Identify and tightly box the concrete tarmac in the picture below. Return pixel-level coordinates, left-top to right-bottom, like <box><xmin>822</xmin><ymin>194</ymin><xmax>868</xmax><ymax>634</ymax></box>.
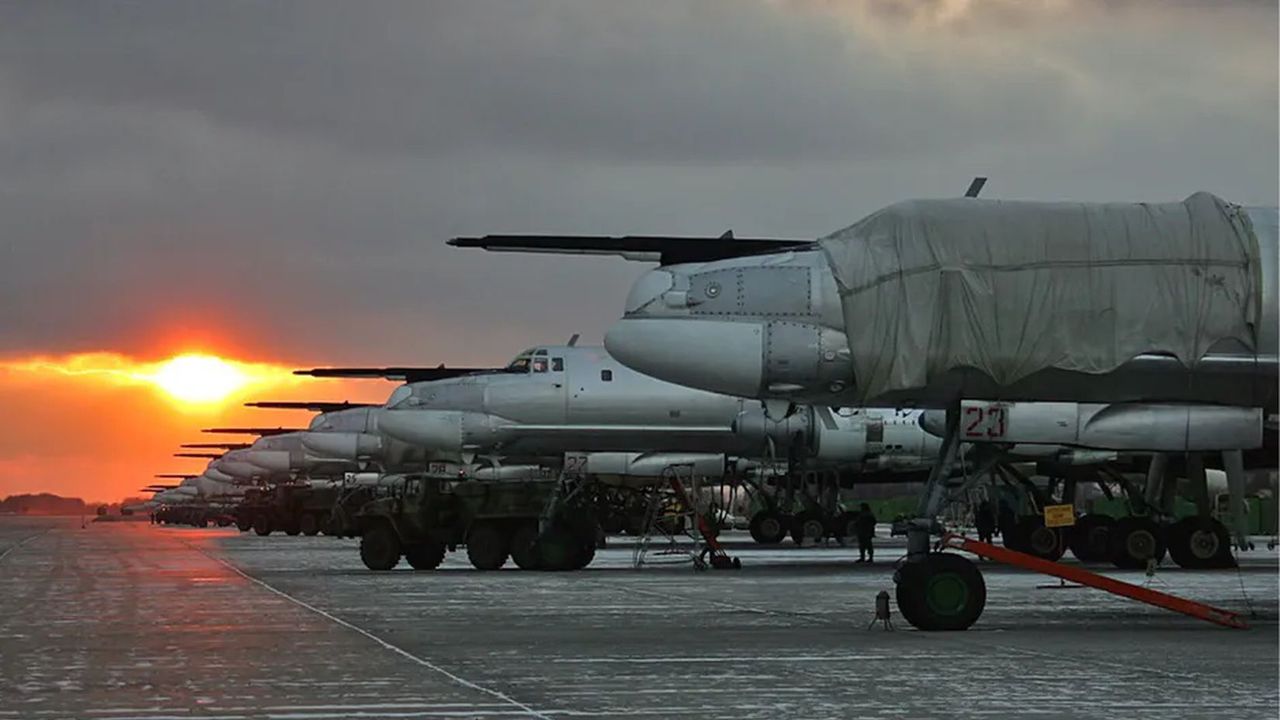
<box><xmin>0</xmin><ymin>517</ymin><xmax>1276</xmax><ymax>719</ymax></box>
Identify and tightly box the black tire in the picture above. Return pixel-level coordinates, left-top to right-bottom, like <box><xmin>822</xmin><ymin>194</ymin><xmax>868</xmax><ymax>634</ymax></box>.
<box><xmin>1068</xmin><ymin>514</ymin><xmax>1114</xmax><ymax>563</ymax></box>
<box><xmin>1015</xmin><ymin>516</ymin><xmax>1066</xmax><ymax>562</ymax></box>
<box><xmin>571</xmin><ymin>540</ymin><xmax>597</xmax><ymax>570</ymax></box>
<box><xmin>895</xmin><ymin>553</ymin><xmax>987</xmax><ymax>631</ymax></box>
<box><xmin>466</xmin><ymin>522</ymin><xmax>510</xmax><ymax>570</ymax></box>
<box><xmin>252</xmin><ymin>515</ymin><xmax>273</xmax><ymax>536</ymax></box>
<box><xmin>1167</xmin><ymin>517</ymin><xmax>1236</xmax><ymax>569</ymax></box>
<box><xmin>748</xmin><ymin>511</ymin><xmax>788</xmax><ymax>544</ymax></box>
<box><xmin>299</xmin><ymin>513</ymin><xmax>319</xmax><ymax>537</ymax></box>
<box><xmin>509</xmin><ymin>523</ymin><xmax>541</xmax><ymax>570</ymax></box>
<box><xmin>360</xmin><ymin>523</ymin><xmax>402</xmax><ymax>571</ymax></box>
<box><xmin>1109</xmin><ymin>516</ymin><xmax>1166</xmax><ymax>569</ymax></box>
<box><xmin>538</xmin><ymin>525</ymin><xmax>582</xmax><ymax>571</ymax></box>
<box><xmin>235</xmin><ymin>516</ymin><xmax>252</xmax><ymax>533</ymax></box>
<box><xmin>831</xmin><ymin>512</ymin><xmax>857</xmax><ymax>544</ymax></box>
<box><xmin>789</xmin><ymin>512</ymin><xmax>826</xmax><ymax>546</ymax></box>
<box><xmin>405</xmin><ymin>540</ymin><xmax>446</xmax><ymax>570</ymax></box>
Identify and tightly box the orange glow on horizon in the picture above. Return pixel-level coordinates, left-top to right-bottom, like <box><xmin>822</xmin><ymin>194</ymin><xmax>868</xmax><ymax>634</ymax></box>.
<box><xmin>0</xmin><ymin>351</ymin><xmax>307</xmax><ymax>411</ymax></box>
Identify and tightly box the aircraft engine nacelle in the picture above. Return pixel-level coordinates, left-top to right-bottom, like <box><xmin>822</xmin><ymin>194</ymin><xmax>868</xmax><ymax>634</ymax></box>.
<box><xmin>377</xmin><ymin>409</ymin><xmax>508</xmax><ymax>452</ymax></box>
<box><xmin>732</xmin><ymin>405</ymin><xmax>815</xmax><ymax>455</ymax></box>
<box><xmin>301</xmin><ymin>431</ymin><xmax>384</xmax><ymax>461</ymax></box>
<box><xmin>570</xmin><ymin>452</ymin><xmax>728</xmax><ymax>479</ymax></box>
<box><xmin>922</xmin><ymin>401</ymin><xmax>1264</xmax><ymax>452</ymax></box>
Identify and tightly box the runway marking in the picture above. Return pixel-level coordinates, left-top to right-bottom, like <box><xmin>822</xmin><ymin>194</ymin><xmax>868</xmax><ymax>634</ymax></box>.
<box><xmin>193</xmin><ymin>544</ymin><xmax>553</xmax><ymax>720</ymax></box>
<box><xmin>0</xmin><ymin>529</ymin><xmax>50</xmax><ymax>565</ymax></box>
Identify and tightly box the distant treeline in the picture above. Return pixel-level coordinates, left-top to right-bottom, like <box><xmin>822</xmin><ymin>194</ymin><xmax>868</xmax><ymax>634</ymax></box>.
<box><xmin>0</xmin><ymin>493</ymin><xmax>147</xmax><ymax>516</ymax></box>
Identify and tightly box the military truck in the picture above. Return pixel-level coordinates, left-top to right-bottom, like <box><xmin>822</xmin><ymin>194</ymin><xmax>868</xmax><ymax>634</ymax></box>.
<box><xmin>236</xmin><ymin>480</ymin><xmax>347</xmax><ymax>537</ymax></box>
<box><xmin>354</xmin><ymin>468</ymin><xmax>601</xmax><ymax>572</ymax></box>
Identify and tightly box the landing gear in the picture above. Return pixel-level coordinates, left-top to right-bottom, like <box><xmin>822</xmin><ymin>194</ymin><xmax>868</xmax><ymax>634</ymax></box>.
<box><xmin>359</xmin><ymin>523</ymin><xmax>402</xmax><ymax>571</ymax></box>
<box><xmin>895</xmin><ymin>553</ymin><xmax>987</xmax><ymax>631</ymax></box>
<box><xmin>748</xmin><ymin>510</ymin><xmax>788</xmax><ymax>544</ymax></box>
<box><xmin>466</xmin><ymin>521</ymin><xmax>510</xmax><ymax>570</ymax></box>
<box><xmin>1068</xmin><ymin>514</ymin><xmax>1114</xmax><ymax>562</ymax></box>
<box><xmin>1108</xmin><ymin>516</ymin><xmax>1166</xmax><ymax>569</ymax></box>
<box><xmin>1013</xmin><ymin>516</ymin><xmax>1066</xmax><ymax>562</ymax></box>
<box><xmin>405</xmin><ymin>540</ymin><xmax>446</xmax><ymax>570</ymax></box>
<box><xmin>1167</xmin><ymin>517</ymin><xmax>1235</xmax><ymax>569</ymax></box>
<box><xmin>790</xmin><ymin>511</ymin><xmax>826</xmax><ymax>546</ymax></box>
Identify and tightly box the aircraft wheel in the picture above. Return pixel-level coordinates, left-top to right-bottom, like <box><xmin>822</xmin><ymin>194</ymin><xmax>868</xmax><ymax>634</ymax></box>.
<box><xmin>509</xmin><ymin>522</ymin><xmax>542</xmax><ymax>570</ymax></box>
<box><xmin>405</xmin><ymin>540</ymin><xmax>446</xmax><ymax>570</ymax></box>
<box><xmin>252</xmin><ymin>515</ymin><xmax>273</xmax><ymax>536</ymax></box>
<box><xmin>466</xmin><ymin>522</ymin><xmax>510</xmax><ymax>570</ymax></box>
<box><xmin>748</xmin><ymin>511</ymin><xmax>788</xmax><ymax>544</ymax></box>
<box><xmin>235</xmin><ymin>516</ymin><xmax>252</xmax><ymax>532</ymax></box>
<box><xmin>1168</xmin><ymin>517</ymin><xmax>1235</xmax><ymax>569</ymax></box>
<box><xmin>1068</xmin><ymin>514</ymin><xmax>1113</xmax><ymax>562</ymax></box>
<box><xmin>790</xmin><ymin>512</ymin><xmax>826</xmax><ymax>546</ymax></box>
<box><xmin>1109</xmin><ymin>516</ymin><xmax>1166</xmax><ymax>569</ymax></box>
<box><xmin>299</xmin><ymin>513</ymin><xmax>320</xmax><ymax>537</ymax></box>
<box><xmin>895</xmin><ymin>553</ymin><xmax>986</xmax><ymax>631</ymax></box>
<box><xmin>359</xmin><ymin>523</ymin><xmax>402</xmax><ymax>571</ymax></box>
<box><xmin>1015</xmin><ymin>516</ymin><xmax>1066</xmax><ymax>561</ymax></box>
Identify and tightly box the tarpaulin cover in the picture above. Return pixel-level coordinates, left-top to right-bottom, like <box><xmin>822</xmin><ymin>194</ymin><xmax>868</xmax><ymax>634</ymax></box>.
<box><xmin>818</xmin><ymin>192</ymin><xmax>1262</xmax><ymax>402</ymax></box>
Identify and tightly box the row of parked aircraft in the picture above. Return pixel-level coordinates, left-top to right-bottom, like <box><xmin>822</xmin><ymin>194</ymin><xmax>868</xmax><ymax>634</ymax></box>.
<box><xmin>147</xmin><ymin>182</ymin><xmax>1277</xmax><ymax>631</ymax></box>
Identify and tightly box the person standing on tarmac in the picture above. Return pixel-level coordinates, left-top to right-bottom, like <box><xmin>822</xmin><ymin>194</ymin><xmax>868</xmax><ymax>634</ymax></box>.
<box><xmin>854</xmin><ymin>503</ymin><xmax>877</xmax><ymax>563</ymax></box>
<box><xmin>975</xmin><ymin>499</ymin><xmax>996</xmax><ymax>544</ymax></box>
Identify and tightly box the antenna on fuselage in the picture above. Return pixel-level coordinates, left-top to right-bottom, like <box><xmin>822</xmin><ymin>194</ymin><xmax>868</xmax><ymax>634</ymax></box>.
<box><xmin>567</xmin><ymin>334</ymin><xmax>580</xmax><ymax>347</ymax></box>
<box><xmin>964</xmin><ymin>177</ymin><xmax>988</xmax><ymax>198</ymax></box>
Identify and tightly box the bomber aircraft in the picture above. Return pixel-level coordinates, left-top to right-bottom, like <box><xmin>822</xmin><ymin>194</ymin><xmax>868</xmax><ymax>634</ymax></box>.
<box><xmin>451</xmin><ymin>186</ymin><xmax>1278</xmax><ymax>629</ymax></box>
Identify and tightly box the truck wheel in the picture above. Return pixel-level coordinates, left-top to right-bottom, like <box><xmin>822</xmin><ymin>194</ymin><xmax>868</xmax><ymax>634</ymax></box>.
<box><xmin>405</xmin><ymin>541</ymin><xmax>446</xmax><ymax>570</ymax></box>
<box><xmin>572</xmin><ymin>539</ymin><xmax>597</xmax><ymax>570</ymax></box>
<box><xmin>360</xmin><ymin>523</ymin><xmax>402</xmax><ymax>570</ymax></box>
<box><xmin>1068</xmin><ymin>514</ymin><xmax>1113</xmax><ymax>562</ymax></box>
<box><xmin>538</xmin><ymin>525</ymin><xmax>581</xmax><ymax>571</ymax></box>
<box><xmin>299</xmin><ymin>514</ymin><xmax>319</xmax><ymax>537</ymax></box>
<box><xmin>1109</xmin><ymin>516</ymin><xmax>1166</xmax><ymax>569</ymax></box>
<box><xmin>510</xmin><ymin>523</ymin><xmax>541</xmax><ymax>570</ymax></box>
<box><xmin>466</xmin><ymin>522</ymin><xmax>510</xmax><ymax>570</ymax></box>
<box><xmin>235</xmin><ymin>516</ymin><xmax>252</xmax><ymax>532</ymax></box>
<box><xmin>252</xmin><ymin>515</ymin><xmax>273</xmax><ymax>536</ymax></box>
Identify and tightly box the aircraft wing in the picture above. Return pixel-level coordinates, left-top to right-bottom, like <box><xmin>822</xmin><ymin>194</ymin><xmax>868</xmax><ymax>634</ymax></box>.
<box><xmin>174</xmin><ymin>452</ymin><xmax>222</xmax><ymax>459</ymax></box>
<box><xmin>509</xmin><ymin>425</ymin><xmax>735</xmax><ymax>441</ymax></box>
<box><xmin>153</xmin><ymin>474</ymin><xmax>196</xmax><ymax>480</ymax></box>
<box><xmin>294</xmin><ymin>367</ymin><xmax>495</xmax><ymax>383</ymax></box>
<box><xmin>201</xmin><ymin>427</ymin><xmax>302</xmax><ymax>436</ymax></box>
<box><xmin>180</xmin><ymin>442</ymin><xmax>251</xmax><ymax>450</ymax></box>
<box><xmin>245</xmin><ymin>401</ymin><xmax>376</xmax><ymax>412</ymax></box>
<box><xmin>448</xmin><ymin>232</ymin><xmax>812</xmax><ymax>265</ymax></box>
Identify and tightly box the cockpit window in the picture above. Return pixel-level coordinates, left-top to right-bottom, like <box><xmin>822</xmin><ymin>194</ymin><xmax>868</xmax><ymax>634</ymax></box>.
<box><xmin>505</xmin><ymin>354</ymin><xmax>533</xmax><ymax>373</ymax></box>
<box><xmin>386</xmin><ymin>385</ymin><xmax>414</xmax><ymax>408</ymax></box>
<box><xmin>534</xmin><ymin>349</ymin><xmax>548</xmax><ymax>356</ymax></box>
<box><xmin>551</xmin><ymin>357</ymin><xmax>563</xmax><ymax>372</ymax></box>
<box><xmin>533</xmin><ymin>358</ymin><xmax>548</xmax><ymax>373</ymax></box>
<box><xmin>307</xmin><ymin>414</ymin><xmax>329</xmax><ymax>431</ymax></box>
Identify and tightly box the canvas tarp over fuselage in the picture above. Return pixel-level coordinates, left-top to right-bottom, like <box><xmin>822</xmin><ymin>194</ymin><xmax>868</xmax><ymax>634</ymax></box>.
<box><xmin>818</xmin><ymin>192</ymin><xmax>1262</xmax><ymax>403</ymax></box>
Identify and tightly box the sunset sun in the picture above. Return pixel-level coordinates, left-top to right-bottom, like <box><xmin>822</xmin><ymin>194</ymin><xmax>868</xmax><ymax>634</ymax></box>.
<box><xmin>147</xmin><ymin>354</ymin><xmax>250</xmax><ymax>403</ymax></box>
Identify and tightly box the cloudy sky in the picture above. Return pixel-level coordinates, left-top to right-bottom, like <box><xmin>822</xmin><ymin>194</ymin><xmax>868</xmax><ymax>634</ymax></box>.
<box><xmin>0</xmin><ymin>0</ymin><xmax>1275</xmax><ymax>500</ymax></box>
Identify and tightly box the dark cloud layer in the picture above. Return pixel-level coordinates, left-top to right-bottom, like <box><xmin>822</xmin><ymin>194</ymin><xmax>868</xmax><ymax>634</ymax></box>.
<box><xmin>0</xmin><ymin>0</ymin><xmax>1275</xmax><ymax>365</ymax></box>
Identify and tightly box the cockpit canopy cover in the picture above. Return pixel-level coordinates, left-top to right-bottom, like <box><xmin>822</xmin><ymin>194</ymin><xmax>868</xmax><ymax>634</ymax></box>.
<box><xmin>819</xmin><ymin>191</ymin><xmax>1262</xmax><ymax>402</ymax></box>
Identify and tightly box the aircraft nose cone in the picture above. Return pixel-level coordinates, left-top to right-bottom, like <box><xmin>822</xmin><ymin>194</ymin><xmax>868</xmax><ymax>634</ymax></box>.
<box><xmin>301</xmin><ymin>432</ymin><xmax>383</xmax><ymax>460</ymax></box>
<box><xmin>604</xmin><ymin>318</ymin><xmax>765</xmax><ymax>397</ymax></box>
<box><xmin>242</xmin><ymin>450</ymin><xmax>293</xmax><ymax>473</ymax></box>
<box><xmin>377</xmin><ymin>410</ymin><xmax>463</xmax><ymax>450</ymax></box>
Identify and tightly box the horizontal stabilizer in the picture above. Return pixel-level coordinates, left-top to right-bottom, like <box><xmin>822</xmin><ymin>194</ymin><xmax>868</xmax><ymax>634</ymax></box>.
<box><xmin>142</xmin><ymin>485</ymin><xmax>178</xmax><ymax>491</ymax></box>
<box><xmin>153</xmin><ymin>474</ymin><xmax>195</xmax><ymax>479</ymax></box>
<box><xmin>174</xmin><ymin>452</ymin><xmax>222</xmax><ymax>459</ymax></box>
<box><xmin>202</xmin><ymin>427</ymin><xmax>302</xmax><ymax>436</ymax></box>
<box><xmin>448</xmin><ymin>233</ymin><xmax>812</xmax><ymax>265</ymax></box>
<box><xmin>180</xmin><ymin>442</ymin><xmax>251</xmax><ymax>450</ymax></box>
<box><xmin>245</xmin><ymin>400</ymin><xmax>376</xmax><ymax>412</ymax></box>
<box><xmin>294</xmin><ymin>366</ymin><xmax>493</xmax><ymax>383</ymax></box>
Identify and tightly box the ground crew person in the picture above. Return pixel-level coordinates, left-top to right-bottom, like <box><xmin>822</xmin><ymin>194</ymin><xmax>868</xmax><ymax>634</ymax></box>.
<box><xmin>854</xmin><ymin>502</ymin><xmax>877</xmax><ymax>563</ymax></box>
<box><xmin>975</xmin><ymin>499</ymin><xmax>996</xmax><ymax>544</ymax></box>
